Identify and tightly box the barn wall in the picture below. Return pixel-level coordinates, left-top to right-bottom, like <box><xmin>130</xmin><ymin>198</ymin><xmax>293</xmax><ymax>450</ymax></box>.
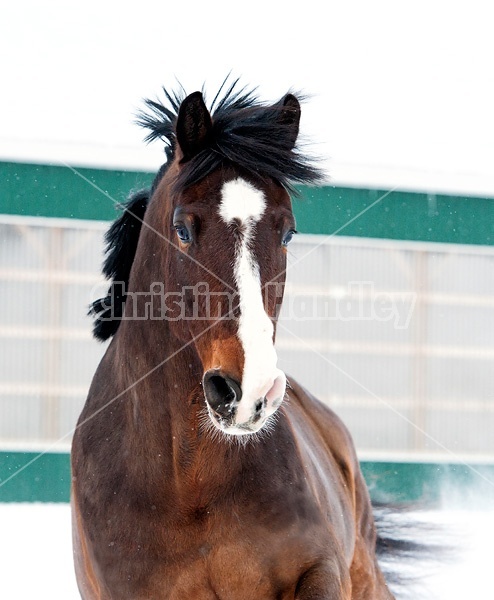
<box><xmin>1</xmin><ymin>160</ymin><xmax>494</xmax><ymax>502</ymax></box>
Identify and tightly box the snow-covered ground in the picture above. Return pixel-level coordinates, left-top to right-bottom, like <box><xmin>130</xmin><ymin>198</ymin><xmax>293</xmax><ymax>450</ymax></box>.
<box><xmin>0</xmin><ymin>503</ymin><xmax>78</xmax><ymax>599</ymax></box>
<box><xmin>1</xmin><ymin>502</ymin><xmax>492</xmax><ymax>599</ymax></box>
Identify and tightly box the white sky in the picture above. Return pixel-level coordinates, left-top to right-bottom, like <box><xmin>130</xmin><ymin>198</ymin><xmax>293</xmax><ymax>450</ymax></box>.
<box><xmin>1</xmin><ymin>0</ymin><xmax>493</xmax><ymax>195</ymax></box>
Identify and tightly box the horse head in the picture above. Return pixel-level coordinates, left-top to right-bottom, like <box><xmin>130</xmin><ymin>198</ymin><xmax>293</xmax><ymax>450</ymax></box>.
<box><xmin>92</xmin><ymin>82</ymin><xmax>321</xmax><ymax>436</ymax></box>
<box><xmin>157</xmin><ymin>91</ymin><xmax>304</xmax><ymax>435</ymax></box>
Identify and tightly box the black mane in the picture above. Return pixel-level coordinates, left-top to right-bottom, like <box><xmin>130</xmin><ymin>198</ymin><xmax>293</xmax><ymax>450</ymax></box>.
<box><xmin>89</xmin><ymin>189</ymin><xmax>149</xmax><ymax>341</ymax></box>
<box><xmin>137</xmin><ymin>79</ymin><xmax>324</xmax><ymax>192</ymax></box>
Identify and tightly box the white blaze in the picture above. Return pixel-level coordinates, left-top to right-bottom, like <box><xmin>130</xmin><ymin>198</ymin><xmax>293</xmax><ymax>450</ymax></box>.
<box><xmin>219</xmin><ymin>178</ymin><xmax>282</xmax><ymax>424</ymax></box>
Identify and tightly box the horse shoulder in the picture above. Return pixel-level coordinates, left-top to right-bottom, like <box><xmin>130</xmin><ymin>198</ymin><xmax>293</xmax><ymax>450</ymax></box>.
<box><xmin>285</xmin><ymin>377</ymin><xmax>394</xmax><ymax>599</ymax></box>
<box><xmin>285</xmin><ymin>377</ymin><xmax>360</xmax><ymax>492</ymax></box>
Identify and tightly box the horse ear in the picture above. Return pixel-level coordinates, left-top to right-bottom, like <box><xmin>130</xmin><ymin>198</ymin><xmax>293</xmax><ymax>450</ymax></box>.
<box><xmin>276</xmin><ymin>94</ymin><xmax>301</xmax><ymax>149</ymax></box>
<box><xmin>176</xmin><ymin>91</ymin><xmax>212</xmax><ymax>161</ymax></box>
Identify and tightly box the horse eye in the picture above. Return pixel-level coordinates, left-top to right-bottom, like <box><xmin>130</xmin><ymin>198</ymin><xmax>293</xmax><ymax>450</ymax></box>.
<box><xmin>282</xmin><ymin>229</ymin><xmax>297</xmax><ymax>246</ymax></box>
<box><xmin>174</xmin><ymin>223</ymin><xmax>191</xmax><ymax>243</ymax></box>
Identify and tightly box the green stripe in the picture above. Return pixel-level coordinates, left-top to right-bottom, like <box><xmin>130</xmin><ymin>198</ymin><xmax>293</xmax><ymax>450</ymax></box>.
<box><xmin>360</xmin><ymin>460</ymin><xmax>494</xmax><ymax>505</ymax></box>
<box><xmin>0</xmin><ymin>452</ymin><xmax>71</xmax><ymax>503</ymax></box>
<box><xmin>0</xmin><ymin>161</ymin><xmax>154</xmax><ymax>221</ymax></box>
<box><xmin>1</xmin><ymin>451</ymin><xmax>493</xmax><ymax>504</ymax></box>
<box><xmin>1</xmin><ymin>161</ymin><xmax>494</xmax><ymax>245</ymax></box>
<box><xmin>295</xmin><ymin>186</ymin><xmax>494</xmax><ymax>245</ymax></box>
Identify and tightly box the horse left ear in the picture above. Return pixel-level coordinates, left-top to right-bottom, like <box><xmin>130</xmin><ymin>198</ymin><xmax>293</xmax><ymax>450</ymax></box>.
<box><xmin>176</xmin><ymin>91</ymin><xmax>213</xmax><ymax>161</ymax></box>
<box><xmin>276</xmin><ymin>94</ymin><xmax>301</xmax><ymax>149</ymax></box>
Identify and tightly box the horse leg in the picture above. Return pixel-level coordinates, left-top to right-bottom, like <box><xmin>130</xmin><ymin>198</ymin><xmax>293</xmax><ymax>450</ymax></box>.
<box><xmin>295</xmin><ymin>563</ymin><xmax>352</xmax><ymax>600</ymax></box>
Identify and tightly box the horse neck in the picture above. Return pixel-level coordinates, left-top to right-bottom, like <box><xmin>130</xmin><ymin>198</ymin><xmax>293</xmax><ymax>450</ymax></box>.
<box><xmin>115</xmin><ymin>310</ymin><xmax>202</xmax><ymax>419</ymax></box>
<box><xmin>112</xmin><ymin>316</ymin><xmax>238</xmax><ymax>495</ymax></box>
<box><xmin>108</xmin><ymin>224</ymin><xmax>253</xmax><ymax>499</ymax></box>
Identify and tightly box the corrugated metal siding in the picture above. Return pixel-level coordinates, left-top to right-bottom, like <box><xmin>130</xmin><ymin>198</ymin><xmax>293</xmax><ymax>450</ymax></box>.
<box><xmin>277</xmin><ymin>235</ymin><xmax>494</xmax><ymax>455</ymax></box>
<box><xmin>0</xmin><ymin>218</ymin><xmax>107</xmax><ymax>444</ymax></box>
<box><xmin>1</xmin><ymin>217</ymin><xmax>493</xmax><ymax>456</ymax></box>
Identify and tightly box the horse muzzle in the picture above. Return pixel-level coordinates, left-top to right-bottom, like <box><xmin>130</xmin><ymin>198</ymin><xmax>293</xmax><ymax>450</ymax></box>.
<box><xmin>202</xmin><ymin>369</ymin><xmax>286</xmax><ymax>435</ymax></box>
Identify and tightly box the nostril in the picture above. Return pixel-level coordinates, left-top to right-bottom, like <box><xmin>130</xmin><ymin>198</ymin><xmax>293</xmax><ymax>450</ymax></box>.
<box><xmin>254</xmin><ymin>399</ymin><xmax>263</xmax><ymax>414</ymax></box>
<box><xmin>203</xmin><ymin>371</ymin><xmax>242</xmax><ymax>419</ymax></box>
<box><xmin>209</xmin><ymin>376</ymin><xmax>236</xmax><ymax>404</ymax></box>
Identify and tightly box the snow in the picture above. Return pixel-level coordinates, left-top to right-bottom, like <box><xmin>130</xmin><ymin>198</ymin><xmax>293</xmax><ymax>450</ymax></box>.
<box><xmin>1</xmin><ymin>502</ymin><xmax>493</xmax><ymax>599</ymax></box>
<box><xmin>0</xmin><ymin>503</ymin><xmax>78</xmax><ymax>599</ymax></box>
<box><xmin>380</xmin><ymin>508</ymin><xmax>494</xmax><ymax>599</ymax></box>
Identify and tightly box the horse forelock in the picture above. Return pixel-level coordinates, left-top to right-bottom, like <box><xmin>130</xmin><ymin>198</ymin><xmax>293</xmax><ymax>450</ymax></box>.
<box><xmin>136</xmin><ymin>78</ymin><xmax>324</xmax><ymax>195</ymax></box>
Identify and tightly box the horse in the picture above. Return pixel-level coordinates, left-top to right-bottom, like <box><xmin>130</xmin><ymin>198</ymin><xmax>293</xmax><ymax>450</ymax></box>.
<box><xmin>71</xmin><ymin>81</ymin><xmax>395</xmax><ymax>599</ymax></box>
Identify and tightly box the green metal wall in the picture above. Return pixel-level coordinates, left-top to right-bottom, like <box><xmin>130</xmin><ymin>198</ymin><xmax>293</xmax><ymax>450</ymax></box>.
<box><xmin>2</xmin><ymin>161</ymin><xmax>494</xmax><ymax>245</ymax></box>
<box><xmin>0</xmin><ymin>452</ymin><xmax>71</xmax><ymax>503</ymax></box>
<box><xmin>297</xmin><ymin>186</ymin><xmax>494</xmax><ymax>245</ymax></box>
<box><xmin>1</xmin><ymin>161</ymin><xmax>153</xmax><ymax>222</ymax></box>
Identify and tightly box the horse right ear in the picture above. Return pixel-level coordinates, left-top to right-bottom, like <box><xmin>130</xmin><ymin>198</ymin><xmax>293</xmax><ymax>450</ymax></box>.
<box><xmin>176</xmin><ymin>91</ymin><xmax>213</xmax><ymax>162</ymax></box>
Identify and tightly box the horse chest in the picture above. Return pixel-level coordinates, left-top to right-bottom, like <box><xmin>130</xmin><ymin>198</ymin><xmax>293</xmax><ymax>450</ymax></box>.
<box><xmin>148</xmin><ymin>516</ymin><xmax>344</xmax><ymax>600</ymax></box>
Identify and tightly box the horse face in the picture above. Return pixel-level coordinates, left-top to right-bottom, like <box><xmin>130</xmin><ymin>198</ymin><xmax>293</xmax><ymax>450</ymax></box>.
<box><xmin>156</xmin><ymin>90</ymin><xmax>302</xmax><ymax>436</ymax></box>
<box><xmin>169</xmin><ymin>171</ymin><xmax>293</xmax><ymax>436</ymax></box>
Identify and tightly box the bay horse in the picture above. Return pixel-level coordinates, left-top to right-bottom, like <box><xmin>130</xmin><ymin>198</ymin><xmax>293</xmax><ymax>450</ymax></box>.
<box><xmin>71</xmin><ymin>81</ymin><xmax>395</xmax><ymax>599</ymax></box>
